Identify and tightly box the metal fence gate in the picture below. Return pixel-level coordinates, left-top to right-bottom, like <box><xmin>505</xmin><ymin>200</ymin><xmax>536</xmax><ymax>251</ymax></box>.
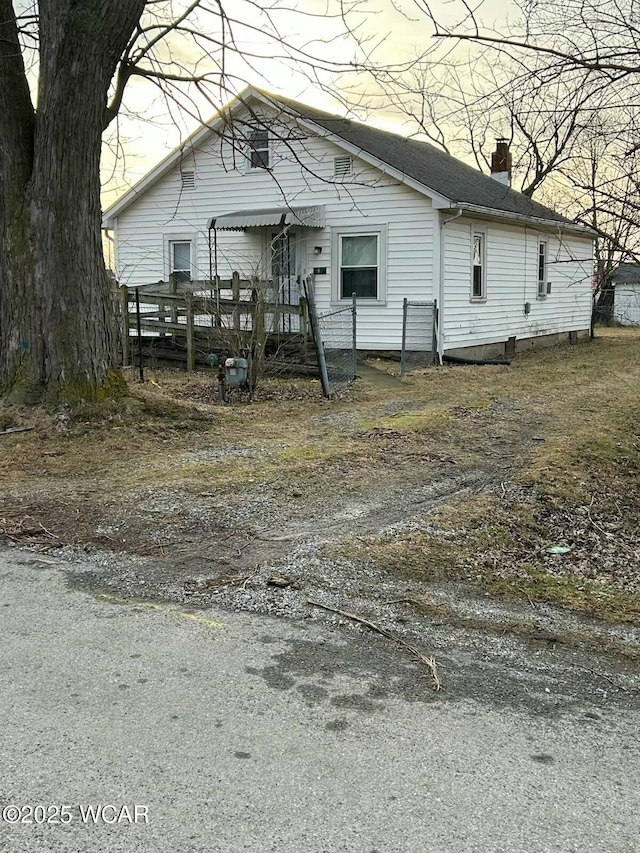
<box><xmin>305</xmin><ymin>277</ymin><xmax>357</xmax><ymax>397</ymax></box>
<box><xmin>401</xmin><ymin>298</ymin><xmax>437</xmax><ymax>375</ymax></box>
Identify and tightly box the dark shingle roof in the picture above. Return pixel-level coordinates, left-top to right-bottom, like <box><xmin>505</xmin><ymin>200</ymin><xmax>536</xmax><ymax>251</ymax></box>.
<box><xmin>267</xmin><ymin>93</ymin><xmax>576</xmax><ymax>227</ymax></box>
<box><xmin>613</xmin><ymin>263</ymin><xmax>640</xmax><ymax>285</ymax></box>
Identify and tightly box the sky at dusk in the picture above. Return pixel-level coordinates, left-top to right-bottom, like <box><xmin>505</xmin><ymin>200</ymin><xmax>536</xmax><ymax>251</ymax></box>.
<box><xmin>100</xmin><ymin>0</ymin><xmax>518</xmax><ymax>207</ymax></box>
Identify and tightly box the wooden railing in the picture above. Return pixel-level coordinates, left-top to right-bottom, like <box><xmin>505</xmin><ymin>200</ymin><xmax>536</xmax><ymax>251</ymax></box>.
<box><xmin>117</xmin><ymin>274</ymin><xmax>309</xmax><ymax>370</ymax></box>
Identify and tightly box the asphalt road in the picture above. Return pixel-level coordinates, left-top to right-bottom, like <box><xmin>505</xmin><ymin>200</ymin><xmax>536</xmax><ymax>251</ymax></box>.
<box><xmin>1</xmin><ymin>548</ymin><xmax>639</xmax><ymax>853</ymax></box>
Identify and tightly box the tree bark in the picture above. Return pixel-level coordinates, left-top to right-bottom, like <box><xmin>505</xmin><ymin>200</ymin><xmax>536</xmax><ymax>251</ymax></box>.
<box><xmin>0</xmin><ymin>0</ymin><xmax>145</xmax><ymax>404</ymax></box>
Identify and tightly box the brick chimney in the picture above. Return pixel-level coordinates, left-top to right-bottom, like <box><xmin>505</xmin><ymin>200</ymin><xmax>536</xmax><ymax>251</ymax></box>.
<box><xmin>490</xmin><ymin>138</ymin><xmax>512</xmax><ymax>187</ymax></box>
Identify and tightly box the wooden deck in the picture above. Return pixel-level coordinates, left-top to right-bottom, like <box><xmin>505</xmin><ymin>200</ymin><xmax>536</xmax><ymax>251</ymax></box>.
<box><xmin>116</xmin><ymin>274</ymin><xmax>310</xmax><ymax>371</ymax></box>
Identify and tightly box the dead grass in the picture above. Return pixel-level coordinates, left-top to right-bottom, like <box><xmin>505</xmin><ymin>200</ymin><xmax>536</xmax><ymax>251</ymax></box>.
<box><xmin>1</xmin><ymin>329</ymin><xmax>640</xmax><ymax>623</ymax></box>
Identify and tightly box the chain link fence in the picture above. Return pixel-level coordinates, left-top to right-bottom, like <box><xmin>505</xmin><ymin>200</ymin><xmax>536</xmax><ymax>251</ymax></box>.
<box><xmin>401</xmin><ymin>298</ymin><xmax>437</xmax><ymax>375</ymax></box>
<box><xmin>305</xmin><ymin>277</ymin><xmax>357</xmax><ymax>397</ymax></box>
<box><xmin>317</xmin><ymin>303</ymin><xmax>357</xmax><ymax>394</ymax></box>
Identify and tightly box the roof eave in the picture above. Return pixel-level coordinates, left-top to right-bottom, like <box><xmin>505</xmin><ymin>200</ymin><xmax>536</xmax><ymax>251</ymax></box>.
<box><xmin>454</xmin><ymin>202</ymin><xmax>596</xmax><ymax>238</ymax></box>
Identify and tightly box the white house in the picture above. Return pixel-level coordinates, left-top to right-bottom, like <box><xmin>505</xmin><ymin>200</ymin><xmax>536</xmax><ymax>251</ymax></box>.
<box><xmin>613</xmin><ymin>264</ymin><xmax>640</xmax><ymax>326</ymax></box>
<box><xmin>102</xmin><ymin>88</ymin><xmax>595</xmax><ymax>360</ymax></box>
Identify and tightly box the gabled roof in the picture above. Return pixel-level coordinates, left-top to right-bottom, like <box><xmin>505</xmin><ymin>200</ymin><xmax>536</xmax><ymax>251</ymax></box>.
<box><xmin>102</xmin><ymin>87</ymin><xmax>593</xmax><ymax>236</ymax></box>
<box><xmin>612</xmin><ymin>263</ymin><xmax>640</xmax><ymax>285</ymax></box>
<box><xmin>263</xmin><ymin>92</ymin><xmax>577</xmax><ymax>228</ymax></box>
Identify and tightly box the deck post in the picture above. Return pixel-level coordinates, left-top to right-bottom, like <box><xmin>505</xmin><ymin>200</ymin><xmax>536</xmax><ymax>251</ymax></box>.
<box><xmin>186</xmin><ymin>293</ymin><xmax>195</xmax><ymax>372</ymax></box>
<box><xmin>214</xmin><ymin>275</ymin><xmax>222</xmax><ymax>327</ymax></box>
<box><xmin>232</xmin><ymin>271</ymin><xmax>241</xmax><ymax>331</ymax></box>
<box><xmin>135</xmin><ymin>288</ymin><xmax>144</xmax><ymax>382</ymax></box>
<box><xmin>120</xmin><ymin>285</ymin><xmax>130</xmax><ymax>366</ymax></box>
<box><xmin>352</xmin><ymin>292</ymin><xmax>357</xmax><ymax>380</ymax></box>
<box><xmin>170</xmin><ymin>273</ymin><xmax>178</xmax><ymax>325</ymax></box>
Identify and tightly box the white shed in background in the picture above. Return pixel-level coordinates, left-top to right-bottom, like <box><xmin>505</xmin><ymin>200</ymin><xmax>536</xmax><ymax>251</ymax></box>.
<box><xmin>613</xmin><ymin>264</ymin><xmax>640</xmax><ymax>326</ymax></box>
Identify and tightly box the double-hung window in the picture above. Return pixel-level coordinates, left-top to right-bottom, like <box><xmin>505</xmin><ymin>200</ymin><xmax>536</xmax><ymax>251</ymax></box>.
<box><xmin>249</xmin><ymin>130</ymin><xmax>269</xmax><ymax>169</ymax></box>
<box><xmin>538</xmin><ymin>240</ymin><xmax>548</xmax><ymax>297</ymax></box>
<box><xmin>472</xmin><ymin>231</ymin><xmax>486</xmax><ymax>299</ymax></box>
<box><xmin>170</xmin><ymin>241</ymin><xmax>192</xmax><ymax>283</ymax></box>
<box><xmin>340</xmin><ymin>233</ymin><xmax>379</xmax><ymax>299</ymax></box>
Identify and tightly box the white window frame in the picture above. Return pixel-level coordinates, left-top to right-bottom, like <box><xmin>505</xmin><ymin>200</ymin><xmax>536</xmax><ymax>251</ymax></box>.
<box><xmin>537</xmin><ymin>239</ymin><xmax>548</xmax><ymax>298</ymax></box>
<box><xmin>247</xmin><ymin>129</ymin><xmax>270</xmax><ymax>170</ymax></box>
<box><xmin>471</xmin><ymin>228</ymin><xmax>487</xmax><ymax>301</ymax></box>
<box><xmin>331</xmin><ymin>225</ymin><xmax>387</xmax><ymax>305</ymax></box>
<box><xmin>166</xmin><ymin>237</ymin><xmax>195</xmax><ymax>283</ymax></box>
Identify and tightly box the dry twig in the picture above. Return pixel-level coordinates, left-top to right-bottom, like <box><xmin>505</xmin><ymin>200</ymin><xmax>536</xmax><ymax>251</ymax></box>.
<box><xmin>307</xmin><ymin>599</ymin><xmax>442</xmax><ymax>691</ymax></box>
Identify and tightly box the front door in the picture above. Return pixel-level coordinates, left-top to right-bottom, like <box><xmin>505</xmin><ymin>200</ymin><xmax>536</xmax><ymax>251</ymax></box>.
<box><xmin>271</xmin><ymin>229</ymin><xmax>306</xmax><ymax>332</ymax></box>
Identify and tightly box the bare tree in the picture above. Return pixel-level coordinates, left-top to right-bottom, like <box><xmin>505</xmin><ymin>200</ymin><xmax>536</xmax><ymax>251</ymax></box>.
<box><xmin>0</xmin><ymin>0</ymin><xmax>379</xmax><ymax>405</ymax></box>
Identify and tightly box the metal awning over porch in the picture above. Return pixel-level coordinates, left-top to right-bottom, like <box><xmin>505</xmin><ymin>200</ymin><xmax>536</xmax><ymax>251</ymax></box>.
<box><xmin>209</xmin><ymin>206</ymin><xmax>325</xmax><ymax>231</ymax></box>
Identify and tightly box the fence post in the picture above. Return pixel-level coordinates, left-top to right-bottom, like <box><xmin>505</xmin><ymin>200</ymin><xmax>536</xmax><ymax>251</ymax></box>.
<box><xmin>299</xmin><ymin>296</ymin><xmax>309</xmax><ymax>358</ymax></box>
<box><xmin>135</xmin><ymin>287</ymin><xmax>144</xmax><ymax>382</ymax></box>
<box><xmin>304</xmin><ymin>276</ymin><xmax>331</xmax><ymax>398</ymax></box>
<box><xmin>351</xmin><ymin>292</ymin><xmax>357</xmax><ymax>380</ymax></box>
<box><xmin>401</xmin><ymin>297</ymin><xmax>408</xmax><ymax>377</ymax></box>
<box><xmin>120</xmin><ymin>285</ymin><xmax>130</xmax><ymax>366</ymax></box>
<box><xmin>232</xmin><ymin>271</ymin><xmax>240</xmax><ymax>331</ymax></box>
<box><xmin>214</xmin><ymin>275</ymin><xmax>222</xmax><ymax>327</ymax></box>
<box><xmin>185</xmin><ymin>293</ymin><xmax>195</xmax><ymax>372</ymax></box>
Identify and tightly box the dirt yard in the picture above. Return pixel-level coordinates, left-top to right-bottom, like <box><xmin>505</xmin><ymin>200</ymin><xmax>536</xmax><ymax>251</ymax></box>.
<box><xmin>2</xmin><ymin>329</ymin><xmax>640</xmax><ymax>656</ymax></box>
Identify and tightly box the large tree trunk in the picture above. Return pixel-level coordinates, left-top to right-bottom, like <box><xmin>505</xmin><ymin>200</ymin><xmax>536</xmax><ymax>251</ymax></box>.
<box><xmin>0</xmin><ymin>0</ymin><xmax>145</xmax><ymax>404</ymax></box>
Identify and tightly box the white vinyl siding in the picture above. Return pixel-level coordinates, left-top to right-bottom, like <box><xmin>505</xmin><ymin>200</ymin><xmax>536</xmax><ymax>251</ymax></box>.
<box><xmin>614</xmin><ymin>284</ymin><xmax>640</xmax><ymax>326</ymax></box>
<box><xmin>111</xmin><ymin>101</ymin><xmax>592</xmax><ymax>352</ymax></box>
<box><xmin>443</xmin><ymin>218</ymin><xmax>592</xmax><ymax>349</ymax></box>
<box><xmin>114</xmin><ymin>106</ymin><xmax>435</xmax><ymax>349</ymax></box>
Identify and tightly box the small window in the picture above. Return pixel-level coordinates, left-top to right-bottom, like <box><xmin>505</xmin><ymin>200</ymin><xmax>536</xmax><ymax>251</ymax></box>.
<box><xmin>180</xmin><ymin>170</ymin><xmax>195</xmax><ymax>189</ymax></box>
<box><xmin>170</xmin><ymin>241</ymin><xmax>191</xmax><ymax>283</ymax></box>
<box><xmin>472</xmin><ymin>232</ymin><xmax>485</xmax><ymax>298</ymax></box>
<box><xmin>538</xmin><ymin>241</ymin><xmax>547</xmax><ymax>297</ymax></box>
<box><xmin>340</xmin><ymin>234</ymin><xmax>378</xmax><ymax>299</ymax></box>
<box><xmin>249</xmin><ymin>130</ymin><xmax>269</xmax><ymax>169</ymax></box>
<box><xmin>334</xmin><ymin>155</ymin><xmax>352</xmax><ymax>177</ymax></box>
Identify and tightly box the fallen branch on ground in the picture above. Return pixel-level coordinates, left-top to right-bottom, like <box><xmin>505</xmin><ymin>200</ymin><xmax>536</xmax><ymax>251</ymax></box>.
<box><xmin>0</xmin><ymin>426</ymin><xmax>34</xmax><ymax>436</ymax></box>
<box><xmin>307</xmin><ymin>599</ymin><xmax>442</xmax><ymax>691</ymax></box>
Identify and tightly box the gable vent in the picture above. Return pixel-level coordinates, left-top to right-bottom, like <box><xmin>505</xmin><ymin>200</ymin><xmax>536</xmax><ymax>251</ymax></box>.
<box><xmin>180</xmin><ymin>170</ymin><xmax>195</xmax><ymax>189</ymax></box>
<box><xmin>334</xmin><ymin>155</ymin><xmax>352</xmax><ymax>177</ymax></box>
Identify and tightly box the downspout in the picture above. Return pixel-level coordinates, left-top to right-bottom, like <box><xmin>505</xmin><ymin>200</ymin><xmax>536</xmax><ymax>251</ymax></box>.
<box><xmin>438</xmin><ymin>208</ymin><xmax>463</xmax><ymax>364</ymax></box>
